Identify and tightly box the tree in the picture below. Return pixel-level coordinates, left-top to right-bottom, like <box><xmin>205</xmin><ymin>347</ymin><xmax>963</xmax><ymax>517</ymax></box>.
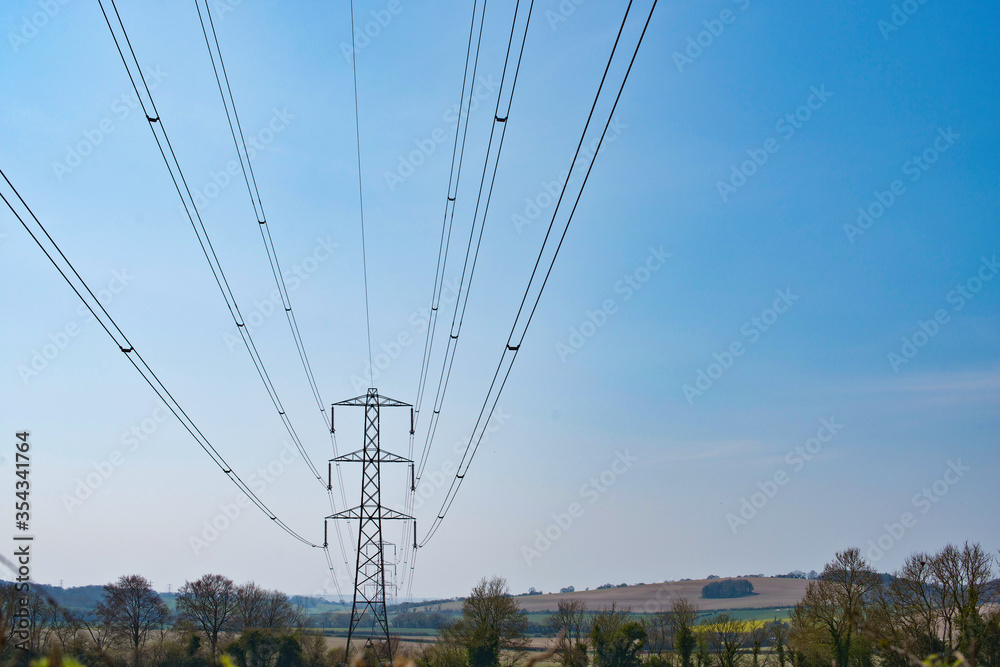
<box><xmin>770</xmin><ymin>620</ymin><xmax>789</xmax><ymax>667</ymax></box>
<box><xmin>794</xmin><ymin>548</ymin><xmax>880</xmax><ymax>667</ymax></box>
<box><xmin>550</xmin><ymin>599</ymin><xmax>589</xmax><ymax>667</ymax></box>
<box><xmin>667</xmin><ymin>598</ymin><xmax>699</xmax><ymax>667</ymax></box>
<box><xmin>867</xmin><ymin>542</ymin><xmax>998</xmax><ymax>666</ymax></box>
<box><xmin>706</xmin><ymin>613</ymin><xmax>747</xmax><ymax>667</ymax></box>
<box><xmin>644</xmin><ymin>612</ymin><xmax>670</xmax><ymax>657</ymax></box>
<box><xmin>234</xmin><ymin>583</ymin><xmax>302</xmax><ymax>631</ymax></box>
<box><xmin>591</xmin><ymin>606</ymin><xmax>645</xmax><ymax>667</ymax></box>
<box><xmin>789</xmin><ymin>604</ymin><xmax>830</xmax><ymax>667</ymax></box>
<box><xmin>702</xmin><ymin>579</ymin><xmax>755</xmax><ymax>599</ymax></box>
<box><xmin>448</xmin><ymin>576</ymin><xmax>529</xmax><ymax>667</ymax></box>
<box><xmin>552</xmin><ymin>599</ymin><xmax>589</xmax><ymax>647</ymax></box>
<box><xmin>868</xmin><ymin>552</ymin><xmax>942</xmax><ymax>666</ymax></box>
<box><xmin>259</xmin><ymin>589</ymin><xmax>303</xmax><ymax>631</ymax></box>
<box><xmin>176</xmin><ymin>574</ymin><xmax>237</xmax><ymax>660</ymax></box>
<box><xmin>930</xmin><ymin>542</ymin><xmax>997</xmax><ymax>658</ymax></box>
<box><xmin>0</xmin><ymin>582</ymin><xmax>58</xmax><ymax>654</ymax></box>
<box><xmin>234</xmin><ymin>582</ymin><xmax>268</xmax><ymax>631</ymax></box>
<box><xmin>694</xmin><ymin>621</ymin><xmax>711</xmax><ymax>667</ymax></box>
<box><xmin>747</xmin><ymin>622</ymin><xmax>768</xmax><ymax>667</ymax></box>
<box><xmin>94</xmin><ymin>574</ymin><xmax>170</xmax><ymax>667</ymax></box>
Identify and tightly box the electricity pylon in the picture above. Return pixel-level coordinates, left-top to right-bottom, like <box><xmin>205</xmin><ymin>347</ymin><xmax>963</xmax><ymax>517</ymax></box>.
<box><xmin>326</xmin><ymin>388</ymin><xmax>415</xmax><ymax>662</ymax></box>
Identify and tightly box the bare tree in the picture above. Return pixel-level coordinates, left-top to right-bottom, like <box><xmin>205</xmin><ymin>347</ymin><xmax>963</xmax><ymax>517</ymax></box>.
<box><xmin>930</xmin><ymin>542</ymin><xmax>998</xmax><ymax>657</ymax></box>
<box><xmin>869</xmin><ymin>552</ymin><xmax>943</xmax><ymax>666</ymax></box>
<box><xmin>0</xmin><ymin>584</ymin><xmax>59</xmax><ymax>654</ymax></box>
<box><xmin>258</xmin><ymin>588</ymin><xmax>302</xmax><ymax>630</ymax></box>
<box><xmin>448</xmin><ymin>576</ymin><xmax>530</xmax><ymax>667</ymax></box>
<box><xmin>794</xmin><ymin>548</ymin><xmax>880</xmax><ymax>667</ymax></box>
<box><xmin>707</xmin><ymin>612</ymin><xmax>747</xmax><ymax>667</ymax></box>
<box><xmin>748</xmin><ymin>622</ymin><xmax>768</xmax><ymax>667</ymax></box>
<box><xmin>551</xmin><ymin>598</ymin><xmax>589</xmax><ymax>664</ymax></box>
<box><xmin>176</xmin><ymin>573</ymin><xmax>237</xmax><ymax>660</ymax></box>
<box><xmin>644</xmin><ymin>612</ymin><xmax>671</xmax><ymax>657</ymax></box>
<box><xmin>233</xmin><ymin>581</ymin><xmax>268</xmax><ymax>630</ymax></box>
<box><xmin>94</xmin><ymin>574</ymin><xmax>170</xmax><ymax>667</ymax></box>
<box><xmin>231</xmin><ymin>582</ymin><xmax>300</xmax><ymax>631</ymax></box>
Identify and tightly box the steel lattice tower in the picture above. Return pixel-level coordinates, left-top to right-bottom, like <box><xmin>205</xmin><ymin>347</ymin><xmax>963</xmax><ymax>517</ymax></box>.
<box><xmin>326</xmin><ymin>388</ymin><xmax>414</xmax><ymax>662</ymax></box>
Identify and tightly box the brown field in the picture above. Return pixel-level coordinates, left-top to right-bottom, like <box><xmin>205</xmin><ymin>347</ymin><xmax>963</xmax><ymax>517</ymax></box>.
<box><xmin>408</xmin><ymin>577</ymin><xmax>810</xmax><ymax>614</ymax></box>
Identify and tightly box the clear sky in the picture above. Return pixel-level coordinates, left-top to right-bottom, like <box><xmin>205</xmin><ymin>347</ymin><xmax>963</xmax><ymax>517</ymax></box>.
<box><xmin>1</xmin><ymin>0</ymin><xmax>997</xmax><ymax>600</ymax></box>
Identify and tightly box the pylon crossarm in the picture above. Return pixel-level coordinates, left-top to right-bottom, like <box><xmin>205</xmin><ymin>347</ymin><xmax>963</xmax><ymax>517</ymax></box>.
<box><xmin>332</xmin><ymin>449</ymin><xmax>413</xmax><ymax>463</ymax></box>
<box><xmin>333</xmin><ymin>391</ymin><xmax>411</xmax><ymax>407</ymax></box>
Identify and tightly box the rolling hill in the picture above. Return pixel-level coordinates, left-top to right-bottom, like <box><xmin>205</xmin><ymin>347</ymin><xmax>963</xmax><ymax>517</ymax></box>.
<box><xmin>406</xmin><ymin>577</ymin><xmax>810</xmax><ymax>615</ymax></box>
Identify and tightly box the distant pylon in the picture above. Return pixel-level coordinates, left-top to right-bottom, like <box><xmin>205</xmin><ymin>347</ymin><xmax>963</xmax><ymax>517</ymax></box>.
<box><xmin>325</xmin><ymin>388</ymin><xmax>415</xmax><ymax>662</ymax></box>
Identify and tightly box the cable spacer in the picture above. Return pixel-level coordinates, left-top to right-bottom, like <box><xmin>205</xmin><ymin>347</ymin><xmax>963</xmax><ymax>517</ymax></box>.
<box><xmin>447</xmin><ymin>196</ymin><xmax>456</xmax><ymax>202</ymax></box>
<box><xmin>146</xmin><ymin>115</ymin><xmax>159</xmax><ymax>123</ymax></box>
<box><xmin>495</xmin><ymin>115</ymin><xmax>507</xmax><ymax>123</ymax></box>
<box><xmin>506</xmin><ymin>344</ymin><xmax>519</xmax><ymax>351</ymax></box>
<box><xmin>120</xmin><ymin>346</ymin><xmax>133</xmax><ymax>353</ymax></box>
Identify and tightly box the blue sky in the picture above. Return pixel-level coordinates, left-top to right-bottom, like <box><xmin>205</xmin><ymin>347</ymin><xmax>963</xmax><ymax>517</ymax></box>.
<box><xmin>1</xmin><ymin>0</ymin><xmax>998</xmax><ymax>599</ymax></box>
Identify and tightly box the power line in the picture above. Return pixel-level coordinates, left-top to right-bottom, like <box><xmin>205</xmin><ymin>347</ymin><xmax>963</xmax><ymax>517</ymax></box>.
<box><xmin>411</xmin><ymin>0</ymin><xmax>487</xmax><ymax>431</ymax></box>
<box><xmin>349</xmin><ymin>0</ymin><xmax>375</xmax><ymax>380</ymax></box>
<box><xmin>413</xmin><ymin>0</ymin><xmax>536</xmax><ymax>487</ymax></box>
<box><xmin>98</xmin><ymin>0</ymin><xmax>351</xmax><ymax>597</ymax></box>
<box><xmin>401</xmin><ymin>0</ymin><xmax>488</xmax><ymax>596</ymax></box>
<box><xmin>194</xmin><ymin>0</ymin><xmax>355</xmax><ymax>582</ymax></box>
<box><xmin>0</xmin><ymin>167</ymin><xmax>320</xmax><ymax>553</ymax></box>
<box><xmin>96</xmin><ymin>0</ymin><xmax>327</xmax><ymax>490</ymax></box>
<box><xmin>417</xmin><ymin>0</ymin><xmax>658</xmax><ymax>549</ymax></box>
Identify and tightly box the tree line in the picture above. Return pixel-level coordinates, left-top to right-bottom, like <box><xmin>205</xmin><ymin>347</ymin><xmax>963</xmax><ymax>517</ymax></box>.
<box><xmin>2</xmin><ymin>540</ymin><xmax>996</xmax><ymax>667</ymax></box>
<box><xmin>417</xmin><ymin>542</ymin><xmax>999</xmax><ymax>667</ymax></box>
<box><xmin>0</xmin><ymin>573</ymin><xmax>332</xmax><ymax>666</ymax></box>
